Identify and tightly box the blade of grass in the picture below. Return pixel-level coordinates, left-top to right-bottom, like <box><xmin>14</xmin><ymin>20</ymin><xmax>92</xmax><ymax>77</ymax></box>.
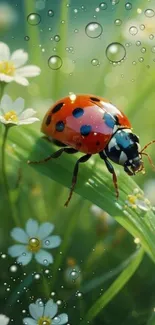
<box><xmin>80</xmin><ymin>248</ymin><xmax>144</xmax><ymax>324</ymax></box>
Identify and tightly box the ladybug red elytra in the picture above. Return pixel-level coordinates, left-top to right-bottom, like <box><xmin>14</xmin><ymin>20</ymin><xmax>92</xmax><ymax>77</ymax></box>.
<box><xmin>28</xmin><ymin>94</ymin><xmax>155</xmax><ymax>206</ymax></box>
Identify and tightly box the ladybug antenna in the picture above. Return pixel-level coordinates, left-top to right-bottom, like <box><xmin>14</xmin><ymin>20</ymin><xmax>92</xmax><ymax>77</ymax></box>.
<box><xmin>140</xmin><ymin>140</ymin><xmax>155</xmax><ymax>171</ymax></box>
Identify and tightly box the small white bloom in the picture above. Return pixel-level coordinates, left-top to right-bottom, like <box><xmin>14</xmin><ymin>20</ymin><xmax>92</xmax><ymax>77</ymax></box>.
<box><xmin>0</xmin><ymin>314</ymin><xmax>9</xmax><ymax>325</ymax></box>
<box><xmin>0</xmin><ymin>42</ymin><xmax>41</xmax><ymax>86</ymax></box>
<box><xmin>23</xmin><ymin>299</ymin><xmax>68</xmax><ymax>325</ymax></box>
<box><xmin>0</xmin><ymin>94</ymin><xmax>39</xmax><ymax>126</ymax></box>
<box><xmin>8</xmin><ymin>219</ymin><xmax>61</xmax><ymax>266</ymax></box>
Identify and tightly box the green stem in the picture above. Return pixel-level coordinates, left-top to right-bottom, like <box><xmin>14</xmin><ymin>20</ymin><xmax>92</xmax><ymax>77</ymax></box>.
<box><xmin>2</xmin><ymin>126</ymin><xmax>10</xmax><ymax>196</ymax></box>
<box><xmin>0</xmin><ymin>82</ymin><xmax>5</xmax><ymax>99</ymax></box>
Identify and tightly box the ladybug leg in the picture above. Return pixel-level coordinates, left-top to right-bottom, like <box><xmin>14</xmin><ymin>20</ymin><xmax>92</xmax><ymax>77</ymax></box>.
<box><xmin>28</xmin><ymin>148</ymin><xmax>77</xmax><ymax>165</ymax></box>
<box><xmin>64</xmin><ymin>154</ymin><xmax>91</xmax><ymax>207</ymax></box>
<box><xmin>99</xmin><ymin>152</ymin><xmax>119</xmax><ymax>198</ymax></box>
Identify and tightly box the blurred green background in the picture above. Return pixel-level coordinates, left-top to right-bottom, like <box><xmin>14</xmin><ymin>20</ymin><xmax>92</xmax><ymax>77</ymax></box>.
<box><xmin>1</xmin><ymin>0</ymin><xmax>155</xmax><ymax>324</ymax></box>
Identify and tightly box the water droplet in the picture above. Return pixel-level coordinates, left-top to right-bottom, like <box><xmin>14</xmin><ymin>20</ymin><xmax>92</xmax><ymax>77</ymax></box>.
<box><xmin>141</xmin><ymin>47</ymin><xmax>146</xmax><ymax>53</ymax></box>
<box><xmin>70</xmin><ymin>269</ymin><xmax>79</xmax><ymax>280</ymax></box>
<box><xmin>48</xmin><ymin>9</ymin><xmax>54</xmax><ymax>17</ymax></box>
<box><xmin>140</xmin><ymin>24</ymin><xmax>145</xmax><ymax>30</ymax></box>
<box><xmin>74</xmin><ymin>8</ymin><xmax>78</xmax><ymax>13</ymax></box>
<box><xmin>27</xmin><ymin>13</ymin><xmax>41</xmax><ymax>25</ymax></box>
<box><xmin>95</xmin><ymin>7</ymin><xmax>100</xmax><ymax>12</ymax></box>
<box><xmin>85</xmin><ymin>22</ymin><xmax>103</xmax><ymax>38</ymax></box>
<box><xmin>24</xmin><ymin>36</ymin><xmax>30</xmax><ymax>41</ymax></box>
<box><xmin>53</xmin><ymin>317</ymin><xmax>60</xmax><ymax>324</ymax></box>
<box><xmin>151</xmin><ymin>46</ymin><xmax>155</xmax><ymax>53</ymax></box>
<box><xmin>1</xmin><ymin>253</ymin><xmax>6</xmax><ymax>259</ymax></box>
<box><xmin>44</xmin><ymin>269</ymin><xmax>50</xmax><ymax>274</ymax></box>
<box><xmin>51</xmin><ymin>291</ymin><xmax>55</xmax><ymax>296</ymax></box>
<box><xmin>129</xmin><ymin>26</ymin><xmax>138</xmax><ymax>36</ymax></box>
<box><xmin>125</xmin><ymin>2</ymin><xmax>132</xmax><ymax>10</ymax></box>
<box><xmin>111</xmin><ymin>0</ymin><xmax>119</xmax><ymax>5</ymax></box>
<box><xmin>99</xmin><ymin>2</ymin><xmax>107</xmax><ymax>10</ymax></box>
<box><xmin>9</xmin><ymin>265</ymin><xmax>18</xmax><ymax>273</ymax></box>
<box><xmin>57</xmin><ymin>300</ymin><xmax>62</xmax><ymax>305</ymax></box>
<box><xmin>91</xmin><ymin>58</ymin><xmax>100</xmax><ymax>66</ymax></box>
<box><xmin>106</xmin><ymin>42</ymin><xmax>126</xmax><ymax>62</ymax></box>
<box><xmin>114</xmin><ymin>19</ymin><xmax>122</xmax><ymax>26</ymax></box>
<box><xmin>49</xmin><ymin>27</ymin><xmax>52</xmax><ymax>31</ymax></box>
<box><xmin>43</xmin><ymin>259</ymin><xmax>49</xmax><ymax>266</ymax></box>
<box><xmin>145</xmin><ymin>9</ymin><xmax>155</xmax><ymax>18</ymax></box>
<box><xmin>34</xmin><ymin>273</ymin><xmax>41</xmax><ymax>280</ymax></box>
<box><xmin>149</xmin><ymin>34</ymin><xmax>154</xmax><ymax>40</ymax></box>
<box><xmin>61</xmin><ymin>20</ymin><xmax>65</xmax><ymax>24</ymax></box>
<box><xmin>139</xmin><ymin>57</ymin><xmax>144</xmax><ymax>62</ymax></box>
<box><xmin>132</xmin><ymin>61</ymin><xmax>137</xmax><ymax>65</ymax></box>
<box><xmin>54</xmin><ymin>35</ymin><xmax>61</xmax><ymax>42</ymax></box>
<box><xmin>74</xmin><ymin>29</ymin><xmax>78</xmax><ymax>33</ymax></box>
<box><xmin>48</xmin><ymin>55</ymin><xmax>63</xmax><ymax>70</ymax></box>
<box><xmin>136</xmin><ymin>40</ymin><xmax>141</xmax><ymax>46</ymax></box>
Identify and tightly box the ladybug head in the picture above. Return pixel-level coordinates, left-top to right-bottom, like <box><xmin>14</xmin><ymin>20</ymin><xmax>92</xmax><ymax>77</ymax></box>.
<box><xmin>105</xmin><ymin>129</ymin><xmax>144</xmax><ymax>175</ymax></box>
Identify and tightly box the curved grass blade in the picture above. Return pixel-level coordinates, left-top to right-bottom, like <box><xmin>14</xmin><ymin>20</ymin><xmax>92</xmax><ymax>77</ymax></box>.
<box><xmin>6</xmin><ymin>127</ymin><xmax>155</xmax><ymax>262</ymax></box>
<box><xmin>81</xmin><ymin>248</ymin><xmax>144</xmax><ymax>324</ymax></box>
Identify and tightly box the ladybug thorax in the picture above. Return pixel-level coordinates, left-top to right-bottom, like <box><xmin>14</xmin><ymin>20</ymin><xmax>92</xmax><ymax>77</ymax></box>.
<box><xmin>104</xmin><ymin>129</ymin><xmax>143</xmax><ymax>174</ymax></box>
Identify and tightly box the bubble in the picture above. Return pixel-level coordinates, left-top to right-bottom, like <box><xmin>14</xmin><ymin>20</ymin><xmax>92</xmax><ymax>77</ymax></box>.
<box><xmin>57</xmin><ymin>300</ymin><xmax>62</xmax><ymax>305</ymax></box>
<box><xmin>74</xmin><ymin>29</ymin><xmax>79</xmax><ymax>33</ymax></box>
<box><xmin>74</xmin><ymin>8</ymin><xmax>78</xmax><ymax>13</ymax></box>
<box><xmin>141</xmin><ymin>47</ymin><xmax>146</xmax><ymax>53</ymax></box>
<box><xmin>53</xmin><ymin>317</ymin><xmax>60</xmax><ymax>324</ymax></box>
<box><xmin>27</xmin><ymin>13</ymin><xmax>41</xmax><ymax>25</ymax></box>
<box><xmin>85</xmin><ymin>22</ymin><xmax>103</xmax><ymax>38</ymax></box>
<box><xmin>140</xmin><ymin>24</ymin><xmax>145</xmax><ymax>30</ymax></box>
<box><xmin>91</xmin><ymin>58</ymin><xmax>99</xmax><ymax>66</ymax></box>
<box><xmin>48</xmin><ymin>55</ymin><xmax>63</xmax><ymax>70</ymax></box>
<box><xmin>132</xmin><ymin>61</ymin><xmax>137</xmax><ymax>65</ymax></box>
<box><xmin>61</xmin><ymin>20</ymin><xmax>65</xmax><ymax>24</ymax></box>
<box><xmin>136</xmin><ymin>40</ymin><xmax>141</xmax><ymax>46</ymax></box>
<box><xmin>45</xmin><ymin>240</ymin><xmax>50</xmax><ymax>246</ymax></box>
<box><xmin>54</xmin><ymin>35</ymin><xmax>61</xmax><ymax>42</ymax></box>
<box><xmin>145</xmin><ymin>9</ymin><xmax>155</xmax><ymax>18</ymax></box>
<box><xmin>9</xmin><ymin>265</ymin><xmax>18</xmax><ymax>273</ymax></box>
<box><xmin>114</xmin><ymin>19</ymin><xmax>122</xmax><ymax>26</ymax></box>
<box><xmin>129</xmin><ymin>26</ymin><xmax>138</xmax><ymax>36</ymax></box>
<box><xmin>45</xmin><ymin>269</ymin><xmax>50</xmax><ymax>274</ymax></box>
<box><xmin>106</xmin><ymin>42</ymin><xmax>126</xmax><ymax>62</ymax></box>
<box><xmin>48</xmin><ymin>10</ymin><xmax>54</xmax><ymax>17</ymax></box>
<box><xmin>151</xmin><ymin>46</ymin><xmax>155</xmax><ymax>53</ymax></box>
<box><xmin>34</xmin><ymin>273</ymin><xmax>41</xmax><ymax>280</ymax></box>
<box><xmin>95</xmin><ymin>7</ymin><xmax>100</xmax><ymax>12</ymax></box>
<box><xmin>43</xmin><ymin>259</ymin><xmax>49</xmax><ymax>266</ymax></box>
<box><xmin>111</xmin><ymin>0</ymin><xmax>119</xmax><ymax>5</ymax></box>
<box><xmin>149</xmin><ymin>34</ymin><xmax>154</xmax><ymax>40</ymax></box>
<box><xmin>51</xmin><ymin>291</ymin><xmax>55</xmax><ymax>296</ymax></box>
<box><xmin>139</xmin><ymin>57</ymin><xmax>144</xmax><ymax>62</ymax></box>
<box><xmin>99</xmin><ymin>2</ymin><xmax>107</xmax><ymax>10</ymax></box>
<box><xmin>125</xmin><ymin>2</ymin><xmax>132</xmax><ymax>10</ymax></box>
<box><xmin>1</xmin><ymin>254</ymin><xmax>6</xmax><ymax>259</ymax></box>
<box><xmin>24</xmin><ymin>36</ymin><xmax>30</xmax><ymax>41</ymax></box>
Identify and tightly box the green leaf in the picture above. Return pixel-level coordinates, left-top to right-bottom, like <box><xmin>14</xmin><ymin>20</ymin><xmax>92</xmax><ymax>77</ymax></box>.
<box><xmin>81</xmin><ymin>248</ymin><xmax>144</xmax><ymax>323</ymax></box>
<box><xmin>6</xmin><ymin>126</ymin><xmax>155</xmax><ymax>263</ymax></box>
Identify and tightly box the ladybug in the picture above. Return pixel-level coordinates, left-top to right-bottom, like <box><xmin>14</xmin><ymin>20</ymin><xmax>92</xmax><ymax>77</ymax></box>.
<box><xmin>28</xmin><ymin>94</ymin><xmax>155</xmax><ymax>206</ymax></box>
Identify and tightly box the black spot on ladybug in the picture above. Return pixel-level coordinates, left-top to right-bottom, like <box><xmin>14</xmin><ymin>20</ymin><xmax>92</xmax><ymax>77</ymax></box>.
<box><xmin>55</xmin><ymin>121</ymin><xmax>65</xmax><ymax>132</ymax></box>
<box><xmin>52</xmin><ymin>102</ymin><xmax>64</xmax><ymax>114</ymax></box>
<box><xmin>46</xmin><ymin>115</ymin><xmax>52</xmax><ymax>126</ymax></box>
<box><xmin>90</xmin><ymin>97</ymin><xmax>100</xmax><ymax>102</ymax></box>
<box><xmin>96</xmin><ymin>141</ymin><xmax>100</xmax><ymax>146</ymax></box>
<box><xmin>115</xmin><ymin>115</ymin><xmax>120</xmax><ymax>125</ymax></box>
<box><xmin>72</xmin><ymin>107</ymin><xmax>84</xmax><ymax>118</ymax></box>
<box><xmin>80</xmin><ymin>125</ymin><xmax>92</xmax><ymax>136</ymax></box>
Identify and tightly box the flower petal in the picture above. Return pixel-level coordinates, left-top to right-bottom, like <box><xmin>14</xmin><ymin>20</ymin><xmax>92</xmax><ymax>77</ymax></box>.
<box><xmin>17</xmin><ymin>65</ymin><xmax>41</xmax><ymax>77</ymax></box>
<box><xmin>23</xmin><ymin>317</ymin><xmax>37</xmax><ymax>325</ymax></box>
<box><xmin>35</xmin><ymin>249</ymin><xmax>53</xmax><ymax>265</ymax></box>
<box><xmin>0</xmin><ymin>116</ymin><xmax>8</xmax><ymax>124</ymax></box>
<box><xmin>12</xmin><ymin>97</ymin><xmax>24</xmax><ymax>114</ymax></box>
<box><xmin>42</xmin><ymin>236</ymin><xmax>61</xmax><ymax>249</ymax></box>
<box><xmin>37</xmin><ymin>223</ymin><xmax>54</xmax><ymax>240</ymax></box>
<box><xmin>11</xmin><ymin>49</ymin><xmax>28</xmax><ymax>68</ymax></box>
<box><xmin>0</xmin><ymin>314</ymin><xmax>10</xmax><ymax>325</ymax></box>
<box><xmin>14</xmin><ymin>75</ymin><xmax>29</xmax><ymax>86</ymax></box>
<box><xmin>0</xmin><ymin>94</ymin><xmax>13</xmax><ymax>113</ymax></box>
<box><xmin>53</xmin><ymin>314</ymin><xmax>68</xmax><ymax>325</ymax></box>
<box><xmin>8</xmin><ymin>244</ymin><xmax>27</xmax><ymax>257</ymax></box>
<box><xmin>52</xmin><ymin>314</ymin><xmax>68</xmax><ymax>325</ymax></box>
<box><xmin>26</xmin><ymin>219</ymin><xmax>39</xmax><ymax>238</ymax></box>
<box><xmin>18</xmin><ymin>117</ymin><xmax>39</xmax><ymax>125</ymax></box>
<box><xmin>29</xmin><ymin>302</ymin><xmax>44</xmax><ymax>320</ymax></box>
<box><xmin>19</xmin><ymin>108</ymin><xmax>37</xmax><ymax>120</ymax></box>
<box><xmin>10</xmin><ymin>227</ymin><xmax>29</xmax><ymax>243</ymax></box>
<box><xmin>0</xmin><ymin>73</ymin><xmax>14</xmax><ymax>83</ymax></box>
<box><xmin>17</xmin><ymin>252</ymin><xmax>32</xmax><ymax>265</ymax></box>
<box><xmin>0</xmin><ymin>42</ymin><xmax>10</xmax><ymax>60</ymax></box>
<box><xmin>44</xmin><ymin>299</ymin><xmax>58</xmax><ymax>318</ymax></box>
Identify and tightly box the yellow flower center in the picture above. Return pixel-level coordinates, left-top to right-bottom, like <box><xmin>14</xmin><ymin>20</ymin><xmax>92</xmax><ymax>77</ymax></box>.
<box><xmin>4</xmin><ymin>110</ymin><xmax>18</xmax><ymax>122</ymax></box>
<box><xmin>128</xmin><ymin>195</ymin><xmax>137</xmax><ymax>205</ymax></box>
<box><xmin>28</xmin><ymin>237</ymin><xmax>41</xmax><ymax>253</ymax></box>
<box><xmin>38</xmin><ymin>317</ymin><xmax>51</xmax><ymax>325</ymax></box>
<box><xmin>0</xmin><ymin>61</ymin><xmax>15</xmax><ymax>76</ymax></box>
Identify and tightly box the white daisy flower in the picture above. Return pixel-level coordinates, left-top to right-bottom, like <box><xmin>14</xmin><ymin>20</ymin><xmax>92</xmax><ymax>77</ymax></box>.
<box><xmin>0</xmin><ymin>314</ymin><xmax>9</xmax><ymax>325</ymax></box>
<box><xmin>8</xmin><ymin>219</ymin><xmax>61</xmax><ymax>266</ymax></box>
<box><xmin>0</xmin><ymin>94</ymin><xmax>39</xmax><ymax>126</ymax></box>
<box><xmin>0</xmin><ymin>42</ymin><xmax>41</xmax><ymax>86</ymax></box>
<box><xmin>23</xmin><ymin>299</ymin><xmax>68</xmax><ymax>325</ymax></box>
